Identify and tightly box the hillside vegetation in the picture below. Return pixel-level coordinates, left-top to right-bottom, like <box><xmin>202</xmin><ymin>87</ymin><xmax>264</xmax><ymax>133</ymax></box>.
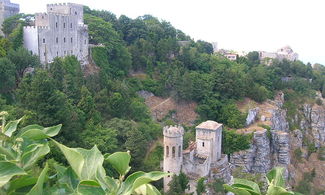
<box><xmin>1</xmin><ymin>6</ymin><xmax>325</xmax><ymax>193</ymax></box>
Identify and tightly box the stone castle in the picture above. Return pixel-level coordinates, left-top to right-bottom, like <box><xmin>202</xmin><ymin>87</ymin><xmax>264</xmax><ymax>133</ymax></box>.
<box><xmin>0</xmin><ymin>0</ymin><xmax>19</xmax><ymax>35</ymax></box>
<box><xmin>23</xmin><ymin>3</ymin><xmax>89</xmax><ymax>65</ymax></box>
<box><xmin>163</xmin><ymin>120</ymin><xmax>231</xmax><ymax>193</ymax></box>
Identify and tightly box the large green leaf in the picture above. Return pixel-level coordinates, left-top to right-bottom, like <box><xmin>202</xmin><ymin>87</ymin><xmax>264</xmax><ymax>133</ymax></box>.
<box><xmin>266</xmin><ymin>167</ymin><xmax>285</xmax><ymax>187</ymax></box>
<box><xmin>223</xmin><ymin>184</ymin><xmax>253</xmax><ymax>195</ymax></box>
<box><xmin>233</xmin><ymin>178</ymin><xmax>261</xmax><ymax>194</ymax></box>
<box><xmin>0</xmin><ymin>161</ymin><xmax>26</xmax><ymax>187</ymax></box>
<box><xmin>52</xmin><ymin>140</ymin><xmax>104</xmax><ymax>180</ymax></box>
<box><xmin>7</xmin><ymin>175</ymin><xmax>38</xmax><ymax>193</ymax></box>
<box><xmin>21</xmin><ymin>143</ymin><xmax>50</xmax><ymax>169</ymax></box>
<box><xmin>27</xmin><ymin>163</ymin><xmax>48</xmax><ymax>195</ymax></box>
<box><xmin>105</xmin><ymin>152</ymin><xmax>131</xmax><ymax>176</ymax></box>
<box><xmin>20</xmin><ymin>124</ymin><xmax>62</xmax><ymax>140</ymax></box>
<box><xmin>266</xmin><ymin>184</ymin><xmax>294</xmax><ymax>195</ymax></box>
<box><xmin>119</xmin><ymin>171</ymin><xmax>169</xmax><ymax>195</ymax></box>
<box><xmin>95</xmin><ymin>166</ymin><xmax>118</xmax><ymax>193</ymax></box>
<box><xmin>0</xmin><ymin>146</ymin><xmax>16</xmax><ymax>160</ymax></box>
<box><xmin>134</xmin><ymin>184</ymin><xmax>161</xmax><ymax>195</ymax></box>
<box><xmin>3</xmin><ymin>117</ymin><xmax>23</xmax><ymax>137</ymax></box>
<box><xmin>77</xmin><ymin>180</ymin><xmax>105</xmax><ymax>195</ymax></box>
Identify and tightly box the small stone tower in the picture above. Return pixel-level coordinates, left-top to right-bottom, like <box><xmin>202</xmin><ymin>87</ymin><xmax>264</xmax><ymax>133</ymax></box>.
<box><xmin>163</xmin><ymin>125</ymin><xmax>184</xmax><ymax>192</ymax></box>
<box><xmin>196</xmin><ymin>120</ymin><xmax>223</xmax><ymax>162</ymax></box>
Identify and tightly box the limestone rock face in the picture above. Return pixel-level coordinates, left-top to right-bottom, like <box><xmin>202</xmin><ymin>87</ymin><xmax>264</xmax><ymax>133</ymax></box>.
<box><xmin>310</xmin><ymin>106</ymin><xmax>325</xmax><ymax>147</ymax></box>
<box><xmin>300</xmin><ymin>103</ymin><xmax>325</xmax><ymax>147</ymax></box>
<box><xmin>271</xmin><ymin>109</ymin><xmax>289</xmax><ymax>132</ymax></box>
<box><xmin>272</xmin><ymin>131</ymin><xmax>290</xmax><ymax>166</ymax></box>
<box><xmin>230</xmin><ymin>130</ymin><xmax>290</xmax><ymax>175</ymax></box>
<box><xmin>230</xmin><ymin>130</ymin><xmax>271</xmax><ymax>173</ymax></box>
<box><xmin>246</xmin><ymin>107</ymin><xmax>259</xmax><ymax>126</ymax></box>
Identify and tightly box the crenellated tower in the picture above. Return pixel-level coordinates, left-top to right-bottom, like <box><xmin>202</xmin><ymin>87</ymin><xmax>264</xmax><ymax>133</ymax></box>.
<box><xmin>163</xmin><ymin>125</ymin><xmax>184</xmax><ymax>192</ymax></box>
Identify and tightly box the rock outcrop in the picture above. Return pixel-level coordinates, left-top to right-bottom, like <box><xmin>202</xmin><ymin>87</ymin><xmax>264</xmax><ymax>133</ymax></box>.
<box><xmin>246</xmin><ymin>107</ymin><xmax>259</xmax><ymax>126</ymax></box>
<box><xmin>230</xmin><ymin>130</ymin><xmax>271</xmax><ymax>173</ymax></box>
<box><xmin>271</xmin><ymin>108</ymin><xmax>289</xmax><ymax>132</ymax></box>
<box><xmin>230</xmin><ymin>130</ymin><xmax>290</xmax><ymax>174</ymax></box>
<box><xmin>299</xmin><ymin>103</ymin><xmax>325</xmax><ymax>147</ymax></box>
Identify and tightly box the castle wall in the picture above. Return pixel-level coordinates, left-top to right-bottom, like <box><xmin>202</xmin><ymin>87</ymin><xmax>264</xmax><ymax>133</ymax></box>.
<box><xmin>163</xmin><ymin>126</ymin><xmax>184</xmax><ymax>191</ymax></box>
<box><xmin>0</xmin><ymin>0</ymin><xmax>19</xmax><ymax>35</ymax></box>
<box><xmin>196</xmin><ymin>124</ymin><xmax>222</xmax><ymax>162</ymax></box>
<box><xmin>23</xmin><ymin>26</ymin><xmax>39</xmax><ymax>55</ymax></box>
<box><xmin>24</xmin><ymin>3</ymin><xmax>88</xmax><ymax>65</ymax></box>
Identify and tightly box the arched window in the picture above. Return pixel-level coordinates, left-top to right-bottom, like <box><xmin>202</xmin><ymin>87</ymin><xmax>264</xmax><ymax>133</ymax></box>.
<box><xmin>178</xmin><ymin>146</ymin><xmax>181</xmax><ymax>157</ymax></box>
<box><xmin>172</xmin><ymin>146</ymin><xmax>175</xmax><ymax>158</ymax></box>
<box><xmin>166</xmin><ymin>146</ymin><xmax>169</xmax><ymax>157</ymax></box>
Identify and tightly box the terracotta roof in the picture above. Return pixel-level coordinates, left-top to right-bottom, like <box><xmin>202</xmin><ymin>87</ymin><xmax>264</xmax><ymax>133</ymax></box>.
<box><xmin>196</xmin><ymin>120</ymin><xmax>222</xmax><ymax>130</ymax></box>
<box><xmin>183</xmin><ymin>141</ymin><xmax>197</xmax><ymax>153</ymax></box>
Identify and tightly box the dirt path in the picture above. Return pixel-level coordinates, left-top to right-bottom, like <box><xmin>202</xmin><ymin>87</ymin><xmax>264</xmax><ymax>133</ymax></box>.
<box><xmin>152</xmin><ymin>98</ymin><xmax>171</xmax><ymax>109</ymax></box>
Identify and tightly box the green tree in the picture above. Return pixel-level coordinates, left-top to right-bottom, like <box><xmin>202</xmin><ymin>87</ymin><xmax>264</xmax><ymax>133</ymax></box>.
<box><xmin>196</xmin><ymin>177</ymin><xmax>206</xmax><ymax>195</ymax></box>
<box><xmin>0</xmin><ymin>58</ymin><xmax>15</xmax><ymax>93</ymax></box>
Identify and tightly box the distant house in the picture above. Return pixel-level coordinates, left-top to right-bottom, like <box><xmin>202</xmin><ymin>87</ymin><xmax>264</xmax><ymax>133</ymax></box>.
<box><xmin>225</xmin><ymin>53</ymin><xmax>237</xmax><ymax>61</ymax></box>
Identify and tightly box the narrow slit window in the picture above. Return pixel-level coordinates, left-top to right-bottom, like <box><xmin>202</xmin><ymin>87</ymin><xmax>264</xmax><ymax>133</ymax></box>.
<box><xmin>63</xmin><ymin>23</ymin><xmax>66</xmax><ymax>28</ymax></box>
<box><xmin>178</xmin><ymin>146</ymin><xmax>181</xmax><ymax>157</ymax></box>
<box><xmin>202</xmin><ymin>142</ymin><xmax>205</xmax><ymax>147</ymax></box>
<box><xmin>70</xmin><ymin>23</ymin><xmax>72</xmax><ymax>28</ymax></box>
<box><xmin>56</xmin><ymin>22</ymin><xmax>58</xmax><ymax>28</ymax></box>
<box><xmin>64</xmin><ymin>37</ymin><xmax>66</xmax><ymax>43</ymax></box>
<box><xmin>172</xmin><ymin>146</ymin><xmax>175</xmax><ymax>158</ymax></box>
<box><xmin>42</xmin><ymin>38</ymin><xmax>45</xmax><ymax>43</ymax></box>
<box><xmin>56</xmin><ymin>37</ymin><xmax>58</xmax><ymax>43</ymax></box>
<box><xmin>71</xmin><ymin>37</ymin><xmax>73</xmax><ymax>43</ymax></box>
<box><xmin>166</xmin><ymin>146</ymin><xmax>169</xmax><ymax>157</ymax></box>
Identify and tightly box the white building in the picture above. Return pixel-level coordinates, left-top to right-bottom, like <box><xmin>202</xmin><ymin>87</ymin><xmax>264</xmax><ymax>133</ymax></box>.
<box><xmin>23</xmin><ymin>3</ymin><xmax>89</xmax><ymax>66</ymax></box>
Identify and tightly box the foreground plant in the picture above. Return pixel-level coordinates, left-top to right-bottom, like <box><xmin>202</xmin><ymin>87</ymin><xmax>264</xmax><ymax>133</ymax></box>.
<box><xmin>0</xmin><ymin>112</ymin><xmax>168</xmax><ymax>194</ymax></box>
<box><xmin>223</xmin><ymin>167</ymin><xmax>302</xmax><ymax>195</ymax></box>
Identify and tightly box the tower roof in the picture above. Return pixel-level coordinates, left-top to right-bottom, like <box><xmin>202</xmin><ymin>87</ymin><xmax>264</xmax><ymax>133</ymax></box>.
<box><xmin>196</xmin><ymin>120</ymin><xmax>222</xmax><ymax>130</ymax></box>
<box><xmin>163</xmin><ymin>125</ymin><xmax>184</xmax><ymax>137</ymax></box>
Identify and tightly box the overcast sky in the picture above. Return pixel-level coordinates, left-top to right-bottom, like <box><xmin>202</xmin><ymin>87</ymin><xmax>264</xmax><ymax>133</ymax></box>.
<box><xmin>14</xmin><ymin>0</ymin><xmax>325</xmax><ymax>65</ymax></box>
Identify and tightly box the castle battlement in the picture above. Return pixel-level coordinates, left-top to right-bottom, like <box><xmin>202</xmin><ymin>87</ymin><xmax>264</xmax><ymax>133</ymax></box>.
<box><xmin>23</xmin><ymin>2</ymin><xmax>89</xmax><ymax>66</ymax></box>
<box><xmin>163</xmin><ymin>125</ymin><xmax>184</xmax><ymax>137</ymax></box>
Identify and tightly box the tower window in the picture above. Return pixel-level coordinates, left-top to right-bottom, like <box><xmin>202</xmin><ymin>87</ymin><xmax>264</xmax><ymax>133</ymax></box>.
<box><xmin>56</xmin><ymin>22</ymin><xmax>58</xmax><ymax>28</ymax></box>
<box><xmin>42</xmin><ymin>38</ymin><xmax>45</xmax><ymax>43</ymax></box>
<box><xmin>70</xmin><ymin>23</ymin><xmax>73</xmax><ymax>28</ymax></box>
<box><xmin>71</xmin><ymin>37</ymin><xmax>73</xmax><ymax>43</ymax></box>
<box><xmin>64</xmin><ymin>37</ymin><xmax>66</xmax><ymax>43</ymax></box>
<box><xmin>63</xmin><ymin>23</ymin><xmax>66</xmax><ymax>28</ymax></box>
<box><xmin>57</xmin><ymin>51</ymin><xmax>58</xmax><ymax>56</ymax></box>
<box><xmin>75</xmin><ymin>11</ymin><xmax>77</xmax><ymax>15</ymax></box>
<box><xmin>44</xmin><ymin>52</ymin><xmax>46</xmax><ymax>56</ymax></box>
<box><xmin>56</xmin><ymin>37</ymin><xmax>58</xmax><ymax>43</ymax></box>
<box><xmin>42</xmin><ymin>15</ymin><xmax>44</xmax><ymax>19</ymax></box>
<box><xmin>178</xmin><ymin>146</ymin><xmax>181</xmax><ymax>157</ymax></box>
<box><xmin>202</xmin><ymin>142</ymin><xmax>205</xmax><ymax>147</ymax></box>
<box><xmin>172</xmin><ymin>146</ymin><xmax>175</xmax><ymax>158</ymax></box>
<box><xmin>166</xmin><ymin>146</ymin><xmax>169</xmax><ymax>157</ymax></box>
<box><xmin>64</xmin><ymin>51</ymin><xmax>66</xmax><ymax>55</ymax></box>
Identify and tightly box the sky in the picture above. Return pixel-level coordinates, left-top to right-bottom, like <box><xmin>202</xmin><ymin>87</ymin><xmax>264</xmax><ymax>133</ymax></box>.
<box><xmin>14</xmin><ymin>0</ymin><xmax>325</xmax><ymax>65</ymax></box>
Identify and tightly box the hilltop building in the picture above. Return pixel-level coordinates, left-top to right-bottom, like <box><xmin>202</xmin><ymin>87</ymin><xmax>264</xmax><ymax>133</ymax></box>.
<box><xmin>163</xmin><ymin>121</ymin><xmax>231</xmax><ymax>194</ymax></box>
<box><xmin>0</xmin><ymin>0</ymin><xmax>19</xmax><ymax>35</ymax></box>
<box><xmin>23</xmin><ymin>3</ymin><xmax>89</xmax><ymax>66</ymax></box>
<box><xmin>259</xmin><ymin>46</ymin><xmax>298</xmax><ymax>64</ymax></box>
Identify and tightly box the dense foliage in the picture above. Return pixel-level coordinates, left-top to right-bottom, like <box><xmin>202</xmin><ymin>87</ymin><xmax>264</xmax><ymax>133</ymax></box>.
<box><xmin>0</xmin><ymin>112</ymin><xmax>167</xmax><ymax>194</ymax></box>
